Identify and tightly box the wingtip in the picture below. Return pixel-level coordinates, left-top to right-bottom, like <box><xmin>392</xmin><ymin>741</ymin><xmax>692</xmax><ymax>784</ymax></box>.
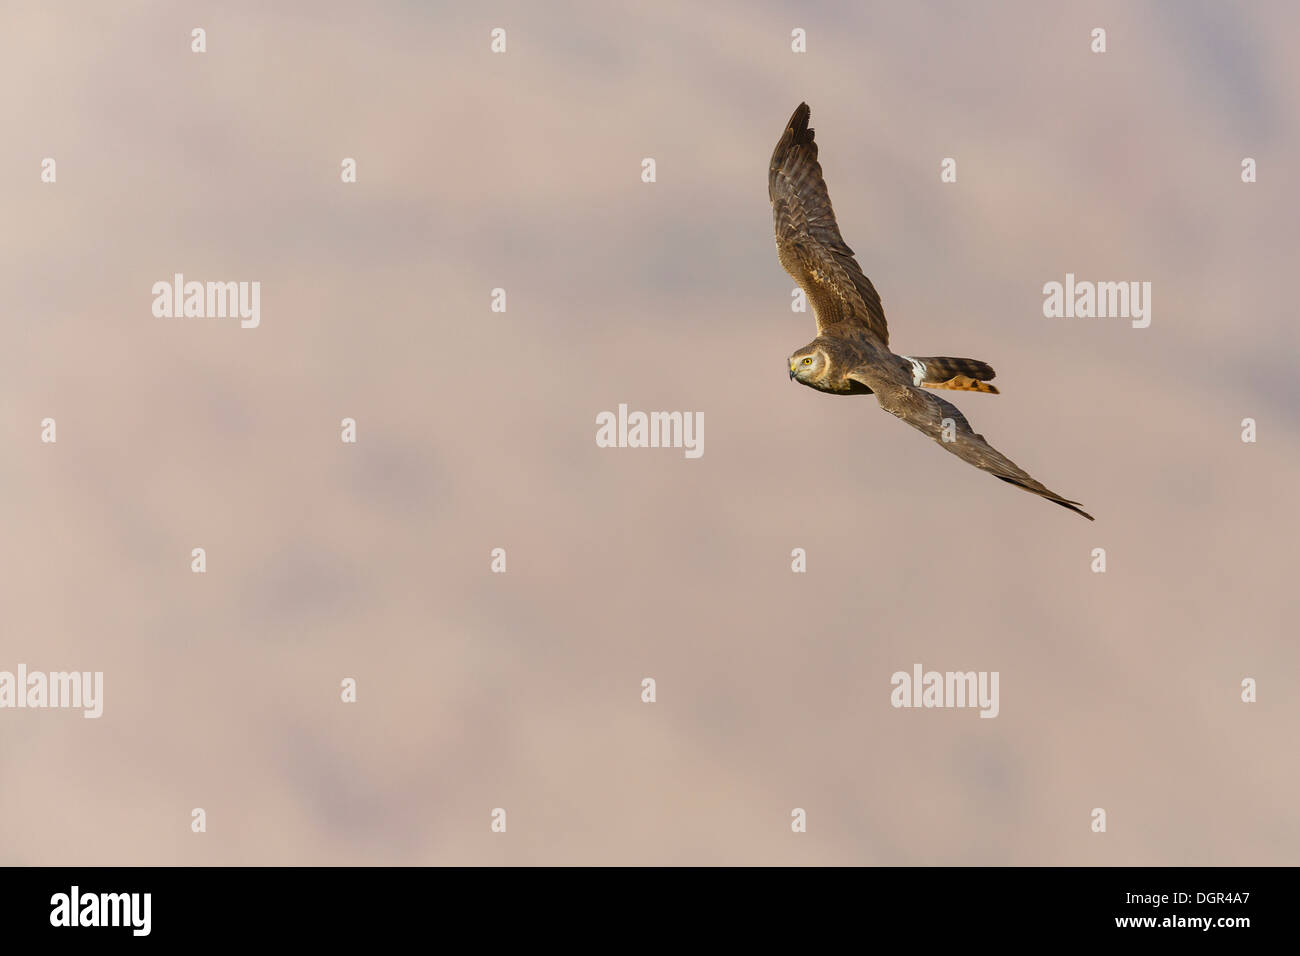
<box><xmin>788</xmin><ymin>102</ymin><xmax>812</xmax><ymax>140</ymax></box>
<box><xmin>1062</xmin><ymin>500</ymin><xmax>1095</xmax><ymax>521</ymax></box>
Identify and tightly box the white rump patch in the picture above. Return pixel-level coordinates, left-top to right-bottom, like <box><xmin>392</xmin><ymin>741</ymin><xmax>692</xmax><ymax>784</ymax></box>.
<box><xmin>902</xmin><ymin>355</ymin><xmax>926</xmax><ymax>386</ymax></box>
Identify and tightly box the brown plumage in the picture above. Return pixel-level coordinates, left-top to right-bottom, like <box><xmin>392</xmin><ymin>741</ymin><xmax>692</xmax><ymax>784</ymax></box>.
<box><xmin>926</xmin><ymin>374</ymin><xmax>998</xmax><ymax>394</ymax></box>
<box><xmin>909</xmin><ymin>357</ymin><xmax>999</xmax><ymax>393</ymax></box>
<box><xmin>771</xmin><ymin>103</ymin><xmax>1092</xmax><ymax>520</ymax></box>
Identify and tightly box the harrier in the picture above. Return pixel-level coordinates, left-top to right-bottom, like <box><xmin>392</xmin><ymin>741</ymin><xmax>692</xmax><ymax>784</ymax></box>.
<box><xmin>770</xmin><ymin>103</ymin><xmax>1093</xmax><ymax>520</ymax></box>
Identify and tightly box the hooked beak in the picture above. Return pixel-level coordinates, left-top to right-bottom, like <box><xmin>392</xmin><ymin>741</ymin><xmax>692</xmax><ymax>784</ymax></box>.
<box><xmin>789</xmin><ymin>365</ymin><xmax>797</xmax><ymax>381</ymax></box>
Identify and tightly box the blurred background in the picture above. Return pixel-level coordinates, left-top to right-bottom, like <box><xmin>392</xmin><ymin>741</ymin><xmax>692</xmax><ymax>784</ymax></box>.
<box><xmin>1</xmin><ymin>0</ymin><xmax>1296</xmax><ymax>865</ymax></box>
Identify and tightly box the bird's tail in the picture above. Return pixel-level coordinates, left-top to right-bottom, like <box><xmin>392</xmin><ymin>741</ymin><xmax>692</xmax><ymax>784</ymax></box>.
<box><xmin>909</xmin><ymin>356</ymin><xmax>999</xmax><ymax>394</ymax></box>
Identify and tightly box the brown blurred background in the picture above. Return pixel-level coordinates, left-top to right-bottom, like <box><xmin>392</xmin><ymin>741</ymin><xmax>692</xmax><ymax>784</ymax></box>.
<box><xmin>2</xmin><ymin>0</ymin><xmax>1297</xmax><ymax>865</ymax></box>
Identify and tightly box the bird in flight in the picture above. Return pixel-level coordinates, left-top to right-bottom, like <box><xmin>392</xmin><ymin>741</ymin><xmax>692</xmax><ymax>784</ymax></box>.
<box><xmin>769</xmin><ymin>103</ymin><xmax>1093</xmax><ymax>520</ymax></box>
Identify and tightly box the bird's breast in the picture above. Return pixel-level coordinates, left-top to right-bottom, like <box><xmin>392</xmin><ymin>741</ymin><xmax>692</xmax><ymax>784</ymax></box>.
<box><xmin>801</xmin><ymin>375</ymin><xmax>869</xmax><ymax>396</ymax></box>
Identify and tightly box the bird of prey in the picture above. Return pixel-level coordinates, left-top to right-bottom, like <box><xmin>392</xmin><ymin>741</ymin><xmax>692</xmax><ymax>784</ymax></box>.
<box><xmin>769</xmin><ymin>103</ymin><xmax>1093</xmax><ymax>520</ymax></box>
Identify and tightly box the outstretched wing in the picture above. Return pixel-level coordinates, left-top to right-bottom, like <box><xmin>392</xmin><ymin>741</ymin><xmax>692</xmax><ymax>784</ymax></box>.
<box><xmin>847</xmin><ymin>366</ymin><xmax>1094</xmax><ymax>520</ymax></box>
<box><xmin>769</xmin><ymin>103</ymin><xmax>889</xmax><ymax>345</ymax></box>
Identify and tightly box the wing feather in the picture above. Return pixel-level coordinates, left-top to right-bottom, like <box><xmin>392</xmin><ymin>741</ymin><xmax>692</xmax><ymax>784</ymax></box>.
<box><xmin>847</xmin><ymin>366</ymin><xmax>1094</xmax><ymax>520</ymax></box>
<box><xmin>769</xmin><ymin>103</ymin><xmax>889</xmax><ymax>344</ymax></box>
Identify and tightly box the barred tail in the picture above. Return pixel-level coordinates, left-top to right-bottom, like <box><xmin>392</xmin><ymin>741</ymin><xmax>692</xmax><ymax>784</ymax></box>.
<box><xmin>905</xmin><ymin>356</ymin><xmax>999</xmax><ymax>394</ymax></box>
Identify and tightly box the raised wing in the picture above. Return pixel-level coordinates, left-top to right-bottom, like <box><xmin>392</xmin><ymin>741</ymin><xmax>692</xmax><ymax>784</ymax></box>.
<box><xmin>847</xmin><ymin>366</ymin><xmax>1094</xmax><ymax>520</ymax></box>
<box><xmin>769</xmin><ymin>103</ymin><xmax>889</xmax><ymax>345</ymax></box>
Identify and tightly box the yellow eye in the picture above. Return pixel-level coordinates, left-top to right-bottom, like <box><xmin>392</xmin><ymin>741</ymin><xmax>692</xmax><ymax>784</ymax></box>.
<box><xmin>802</xmin><ymin>357</ymin><xmax>812</xmax><ymax>365</ymax></box>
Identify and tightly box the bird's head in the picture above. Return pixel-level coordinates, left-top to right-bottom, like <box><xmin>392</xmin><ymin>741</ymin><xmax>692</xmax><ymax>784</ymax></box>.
<box><xmin>789</xmin><ymin>346</ymin><xmax>825</xmax><ymax>383</ymax></box>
